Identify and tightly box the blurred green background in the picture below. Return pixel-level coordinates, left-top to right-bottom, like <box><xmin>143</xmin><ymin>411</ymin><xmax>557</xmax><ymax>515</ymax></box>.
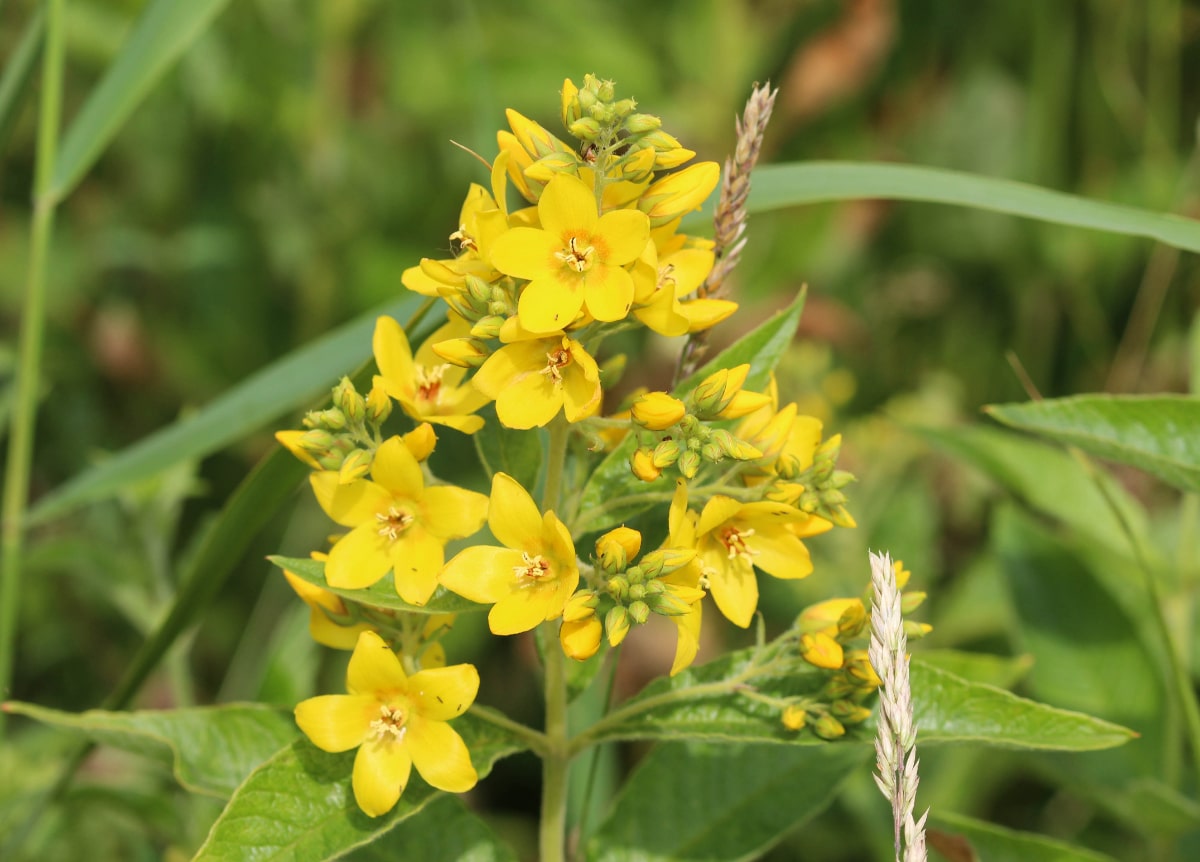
<box><xmin>3</xmin><ymin>0</ymin><xmax>1199</xmax><ymax>859</ymax></box>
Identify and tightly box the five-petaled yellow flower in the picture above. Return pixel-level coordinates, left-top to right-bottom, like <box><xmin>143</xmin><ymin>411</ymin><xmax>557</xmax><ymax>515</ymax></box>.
<box><xmin>490</xmin><ymin>173</ymin><xmax>650</xmax><ymax>333</ymax></box>
<box><xmin>295</xmin><ymin>630</ymin><xmax>479</xmax><ymax>817</ymax></box>
<box><xmin>440</xmin><ymin>472</ymin><xmax>579</xmax><ymax>634</ymax></box>
<box><xmin>694</xmin><ymin>496</ymin><xmax>815</xmax><ymax>628</ymax></box>
<box><xmin>471</xmin><ymin>335</ymin><xmax>601</xmax><ymax>429</ymax></box>
<box><xmin>374</xmin><ymin>315</ymin><xmax>489</xmax><ymax>434</ymax></box>
<box><xmin>312</xmin><ymin>436</ymin><xmax>488</xmax><ymax>605</ymax></box>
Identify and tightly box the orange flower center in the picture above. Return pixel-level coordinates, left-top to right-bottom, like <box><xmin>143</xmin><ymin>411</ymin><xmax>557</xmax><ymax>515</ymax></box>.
<box><xmin>513</xmin><ymin>551</ymin><xmax>552</xmax><ymax>583</ymax></box>
<box><xmin>540</xmin><ymin>346</ymin><xmax>572</xmax><ymax>385</ymax></box>
<box><xmin>415</xmin><ymin>363</ymin><xmax>449</xmax><ymax>404</ymax></box>
<box><xmin>449</xmin><ymin>223</ymin><xmax>478</xmax><ymax>254</ymax></box>
<box><xmin>718</xmin><ymin>525</ymin><xmax>757</xmax><ymax>561</ymax></box>
<box><xmin>369</xmin><ymin>703</ymin><xmax>408</xmax><ymax>742</ymax></box>
<box><xmin>555</xmin><ymin>235</ymin><xmax>596</xmax><ymax>273</ymax></box>
<box><xmin>376</xmin><ymin>506</ymin><xmax>415</xmax><ymax>541</ymax></box>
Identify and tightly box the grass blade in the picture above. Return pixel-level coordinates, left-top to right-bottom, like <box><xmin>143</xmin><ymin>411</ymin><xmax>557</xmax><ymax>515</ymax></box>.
<box><xmin>0</xmin><ymin>9</ymin><xmax>44</xmax><ymax>156</ymax></box>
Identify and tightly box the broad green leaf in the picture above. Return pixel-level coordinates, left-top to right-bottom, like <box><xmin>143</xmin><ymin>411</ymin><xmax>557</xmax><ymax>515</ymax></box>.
<box><xmin>473</xmin><ymin>409</ymin><xmax>542</xmax><ymax>491</ymax></box>
<box><xmin>50</xmin><ymin>0</ymin><xmax>233</xmax><ymax>201</ymax></box>
<box><xmin>911</xmin><ymin>661</ymin><xmax>1134</xmax><ymax>750</ymax></box>
<box><xmin>269</xmin><ymin>555</ymin><xmax>485</xmax><ymax>615</ymax></box>
<box><xmin>572</xmin><ymin>288</ymin><xmax>807</xmax><ymax>534</ymax></box>
<box><xmin>914</xmin><ymin>648</ymin><xmax>1033</xmax><ymax>690</ymax></box>
<box><xmin>930</xmin><ymin>810</ymin><xmax>1118</xmax><ymax>862</ymax></box>
<box><xmin>577</xmin><ymin>646</ymin><xmax>1131</xmax><ymax>751</ymax></box>
<box><xmin>27</xmin><ymin>294</ymin><xmax>427</xmax><ymax>526</ymax></box>
<box><xmin>710</xmin><ymin>162</ymin><xmax>1200</xmax><ymax>254</ymax></box>
<box><xmin>986</xmin><ymin>394</ymin><xmax>1200</xmax><ymax>494</ymax></box>
<box><xmin>346</xmin><ymin>796</ymin><xmax>516</xmax><ymax>862</ymax></box>
<box><xmin>586</xmin><ymin>742</ymin><xmax>867</xmax><ymax>862</ymax></box>
<box><xmin>193</xmin><ymin>712</ymin><xmax>526</xmax><ymax>862</ymax></box>
<box><xmin>2</xmin><ymin>701</ymin><xmax>297</xmax><ymax>797</ymax></box>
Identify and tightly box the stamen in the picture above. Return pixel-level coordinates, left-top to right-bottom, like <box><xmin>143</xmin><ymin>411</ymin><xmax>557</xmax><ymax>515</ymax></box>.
<box><xmin>368</xmin><ymin>704</ymin><xmax>408</xmax><ymax>742</ymax></box>
<box><xmin>415</xmin><ymin>363</ymin><xmax>449</xmax><ymax>403</ymax></box>
<box><xmin>376</xmin><ymin>506</ymin><xmax>414</xmax><ymax>540</ymax></box>
<box><xmin>657</xmin><ymin>263</ymin><xmax>677</xmax><ymax>292</ymax></box>
<box><xmin>554</xmin><ymin>236</ymin><xmax>596</xmax><ymax>273</ymax></box>
<box><xmin>719</xmin><ymin>526</ymin><xmax>758</xmax><ymax>561</ymax></box>
<box><xmin>539</xmin><ymin>347</ymin><xmax>572</xmax><ymax>384</ymax></box>
<box><xmin>449</xmin><ymin>224</ymin><xmax>478</xmax><ymax>254</ymax></box>
<box><xmin>513</xmin><ymin>551</ymin><xmax>552</xmax><ymax>583</ymax></box>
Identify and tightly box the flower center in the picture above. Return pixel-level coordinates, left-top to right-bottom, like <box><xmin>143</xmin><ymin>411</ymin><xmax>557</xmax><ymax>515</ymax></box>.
<box><xmin>415</xmin><ymin>363</ymin><xmax>449</xmax><ymax>404</ymax></box>
<box><xmin>513</xmin><ymin>551</ymin><xmax>552</xmax><ymax>583</ymax></box>
<box><xmin>449</xmin><ymin>223</ymin><xmax>478</xmax><ymax>254</ymax></box>
<box><xmin>718</xmin><ymin>525</ymin><xmax>757</xmax><ymax>561</ymax></box>
<box><xmin>555</xmin><ymin>235</ymin><xmax>596</xmax><ymax>273</ymax></box>
<box><xmin>656</xmin><ymin>263</ymin><xmax>676</xmax><ymax>293</ymax></box>
<box><xmin>376</xmin><ymin>506</ymin><xmax>415</xmax><ymax>541</ymax></box>
<box><xmin>540</xmin><ymin>347</ymin><xmax>572</xmax><ymax>385</ymax></box>
<box><xmin>368</xmin><ymin>703</ymin><xmax>408</xmax><ymax>742</ymax></box>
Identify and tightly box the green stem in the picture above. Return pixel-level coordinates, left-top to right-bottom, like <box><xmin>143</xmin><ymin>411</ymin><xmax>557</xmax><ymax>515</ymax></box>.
<box><xmin>0</xmin><ymin>0</ymin><xmax>64</xmax><ymax>737</ymax></box>
<box><xmin>469</xmin><ymin>704</ymin><xmax>551</xmax><ymax>757</ymax></box>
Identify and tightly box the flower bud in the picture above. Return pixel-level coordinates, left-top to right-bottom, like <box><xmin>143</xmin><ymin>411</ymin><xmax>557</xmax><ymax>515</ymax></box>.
<box><xmin>798</xmin><ymin>597</ymin><xmax>862</xmax><ymax>636</ymax></box>
<box><xmin>595</xmin><ymin>78</ymin><xmax>615</xmax><ymax>101</ymax></box>
<box><xmin>631</xmin><ymin>448</ymin><xmax>662</xmax><ymax>482</ymax></box>
<box><xmin>606</xmin><ymin>576</ymin><xmax>629</xmax><ymax>602</ymax></box>
<box><xmin>700</xmin><ymin>442</ymin><xmax>723</xmax><ymax>463</ymax></box>
<box><xmin>333</xmin><ymin>377</ymin><xmax>366</xmax><ymax>424</ymax></box>
<box><xmin>402</xmin><ymin>423</ymin><xmax>437</xmax><ymax>461</ymax></box>
<box><xmin>717</xmin><ymin>389</ymin><xmax>774</xmax><ymax>420</ymax></box>
<box><xmin>799</xmin><ymin>632</ymin><xmax>844</xmax><ymax>670</ymax></box>
<box><xmin>830</xmin><ymin>701</ymin><xmax>873</xmax><ymax>725</ymax></box>
<box><xmin>299</xmin><ymin>428</ymin><xmax>337</xmax><ymax>452</ymax></box>
<box><xmin>562</xmin><ymin>590</ymin><xmax>599</xmax><ymax>622</ymax></box>
<box><xmin>631</xmin><ymin>392</ymin><xmax>687</xmax><ymax>430</ymax></box>
<box><xmin>691</xmin><ymin>364</ymin><xmax>749</xmax><ymax>417</ymax></box>
<box><xmin>904</xmin><ymin>620</ymin><xmax>933</xmax><ymax>639</ymax></box>
<box><xmin>651</xmin><ymin>589</ymin><xmax>692</xmax><ymax>617</ymax></box>
<box><xmin>432</xmin><ymin>337</ymin><xmax>488</xmax><ymax>368</ymax></box>
<box><xmin>627</xmin><ymin>600</ymin><xmax>650</xmax><ymax>625</ymax></box>
<box><xmin>605</xmin><ymin>606</ymin><xmax>630</xmax><ymax>646</ymax></box>
<box><xmin>470</xmin><ymin>315</ymin><xmax>505</xmax><ymax>340</ymax></box>
<box><xmin>338</xmin><ymin>448</ymin><xmax>372</xmax><ymax>484</ymax></box>
<box><xmin>844</xmin><ymin>650</ymin><xmax>882</xmax><ymax>688</ymax></box>
<box><xmin>465</xmin><ymin>274</ymin><xmax>493</xmax><ymax>307</ymax></box>
<box><xmin>275</xmin><ymin>430</ymin><xmax>322</xmax><ymax>469</ymax></box>
<box><xmin>560</xmin><ymin>77</ymin><xmax>581</xmax><ymax>128</ymax></box>
<box><xmin>900</xmin><ymin>591</ymin><xmax>927</xmax><ymax>615</ymax></box>
<box><xmin>709</xmin><ymin>429</ymin><xmax>762</xmax><ymax>461</ymax></box>
<box><xmin>366</xmin><ymin>382</ymin><xmax>393</xmax><ymax>423</ymax></box>
<box><xmin>638</xmin><ymin>161</ymin><xmax>720</xmax><ymax>224</ymax></box>
<box><xmin>624</xmin><ymin>113</ymin><xmax>662</xmax><ymax>134</ymax></box>
<box><xmin>596</xmin><ymin>526</ymin><xmax>641</xmax><ymax>571</ymax></box>
<box><xmin>781</xmin><ymin>705</ymin><xmax>807</xmax><ymax>731</ymax></box>
<box><xmin>627</xmin><ymin>583</ymin><xmax>646</xmax><ymax>601</ymax></box>
<box><xmin>560</xmin><ymin>617</ymin><xmax>602</xmax><ymax>661</ymax></box>
<box><xmin>652</xmin><ymin>438</ymin><xmax>681</xmax><ymax>468</ymax></box>
<box><xmin>569</xmin><ymin>117</ymin><xmax>602</xmax><ymax>141</ymax></box>
<box><xmin>678</xmin><ymin>450</ymin><xmax>701</xmax><ymax>479</ymax></box>
<box><xmin>812</xmin><ymin>713</ymin><xmax>846</xmax><ymax>740</ymax></box>
<box><xmin>313</xmin><ymin>407</ymin><xmax>347</xmax><ymax>430</ymax></box>
<box><xmin>624</xmin><ymin>565</ymin><xmax>644</xmax><ymax>584</ymax></box>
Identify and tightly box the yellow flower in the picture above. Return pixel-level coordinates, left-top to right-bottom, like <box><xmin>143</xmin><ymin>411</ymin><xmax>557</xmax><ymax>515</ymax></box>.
<box><xmin>282</xmin><ymin>553</ymin><xmax>374</xmax><ymax>649</ymax></box>
<box><xmin>799</xmin><ymin>632</ymin><xmax>845</xmax><ymax>670</ymax></box>
<box><xmin>694</xmin><ymin>496</ymin><xmax>814</xmax><ymax>628</ymax></box>
<box><xmin>490</xmin><ymin>173</ymin><xmax>650</xmax><ymax>333</ymax></box>
<box><xmin>401</xmin><ymin>182</ymin><xmax>507</xmax><ymax>297</ymax></box>
<box><xmin>471</xmin><ymin>335</ymin><xmax>601</xmax><ymax>429</ymax></box>
<box><xmin>630</xmin><ymin>391</ymin><xmax>687</xmax><ymax>431</ymax></box>
<box><xmin>294</xmin><ymin>631</ymin><xmax>478</xmax><ymax>817</ymax></box>
<box><xmin>440</xmin><ymin>473</ymin><xmax>579</xmax><ymax>635</ymax></box>
<box><xmin>374</xmin><ymin>316</ymin><xmax>489</xmax><ymax>434</ymax></box>
<box><xmin>637</xmin><ymin>162</ymin><xmax>720</xmax><ymax>224</ymax></box>
<box><xmin>498</xmin><ymin>108</ymin><xmax>577</xmax><ymax>203</ymax></box>
<box><xmin>798</xmin><ymin>597</ymin><xmax>865</xmax><ymax>638</ymax></box>
<box><xmin>311</xmin><ymin>436</ymin><xmax>488</xmax><ymax>605</ymax></box>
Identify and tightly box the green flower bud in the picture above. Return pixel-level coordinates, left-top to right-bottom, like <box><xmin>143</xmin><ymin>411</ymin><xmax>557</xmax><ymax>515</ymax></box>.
<box><xmin>470</xmin><ymin>315</ymin><xmax>505</xmax><ymax>340</ymax></box>
<box><xmin>314</xmin><ymin>407</ymin><xmax>347</xmax><ymax>430</ymax></box>
<box><xmin>678</xmin><ymin>450</ymin><xmax>701</xmax><ymax>479</ymax></box>
<box><xmin>596</xmin><ymin>79</ymin><xmax>615</xmax><ymax>101</ymax></box>
<box><xmin>338</xmin><ymin>448</ymin><xmax>372</xmax><ymax>483</ymax></box>
<box><xmin>465</xmin><ymin>274</ymin><xmax>493</xmax><ymax>307</ymax></box>
<box><xmin>625</xmin><ymin>565</ymin><xmax>644</xmax><ymax>584</ymax></box>
<box><xmin>627</xmin><ymin>583</ymin><xmax>645</xmax><ymax>601</ymax></box>
<box><xmin>606</xmin><ymin>576</ymin><xmax>629</xmax><ymax>602</ymax></box>
<box><xmin>628</xmin><ymin>600</ymin><xmax>650</xmax><ymax>625</ymax></box>
<box><xmin>624</xmin><ymin>113</ymin><xmax>662</xmax><ymax>134</ymax></box>
<box><xmin>830</xmin><ymin>700</ymin><xmax>873</xmax><ymax>725</ymax></box>
<box><xmin>650</xmin><ymin>590</ymin><xmax>691</xmax><ymax>617</ymax></box>
<box><xmin>605</xmin><ymin>605</ymin><xmax>630</xmax><ymax>646</ymax></box>
<box><xmin>652</xmin><ymin>438</ymin><xmax>681</xmax><ymax>468</ymax></box>
<box><xmin>333</xmin><ymin>377</ymin><xmax>366</xmax><ymax>423</ymax></box>
<box><xmin>366</xmin><ymin>383</ymin><xmax>393</xmax><ymax>423</ymax></box>
<box><xmin>812</xmin><ymin>713</ymin><xmax>846</xmax><ymax>740</ymax></box>
<box><xmin>569</xmin><ymin>117</ymin><xmax>603</xmax><ymax>141</ymax></box>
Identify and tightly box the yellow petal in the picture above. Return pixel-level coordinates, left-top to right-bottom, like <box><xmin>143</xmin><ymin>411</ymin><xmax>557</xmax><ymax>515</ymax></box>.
<box><xmin>488</xmin><ymin>472</ymin><xmax>544</xmax><ymax>550</ymax></box>
<box><xmin>346</xmin><ymin>630</ymin><xmax>409</xmax><ymax>695</ymax></box>
<box><xmin>373</xmin><ymin>317</ymin><xmax>415</xmax><ymax>393</ymax></box>
<box><xmin>275</xmin><ymin>430</ymin><xmax>321</xmax><ymax>469</ymax></box>
<box><xmin>538</xmin><ymin>173</ymin><xmax>598</xmax><ymax>237</ymax></box>
<box><xmin>748</xmin><ymin>525</ymin><xmax>813</xmax><ymax>580</ymax></box>
<box><xmin>696</xmin><ymin>495</ymin><xmax>744</xmax><ymax>536</ymax></box>
<box><xmin>440</xmin><ymin>544</ymin><xmax>526</xmax><ymax>604</ymax></box>
<box><xmin>488</xmin><ymin>586</ymin><xmax>557</xmax><ymax>635</ymax></box>
<box><xmin>582</xmin><ymin>264</ymin><xmax>635</xmax><ymax>322</ymax></box>
<box><xmin>671</xmin><ymin>601</ymin><xmax>703</xmax><ymax>676</ymax></box>
<box><xmin>595</xmin><ymin>208</ymin><xmax>651</xmax><ymax>266</ymax></box>
<box><xmin>490</xmin><ymin>226</ymin><xmax>561</xmax><ymax>281</ymax></box>
<box><xmin>307</xmin><ymin>607</ymin><xmax>370</xmax><ymax>650</ymax></box>
<box><xmin>407</xmin><ymin>716</ymin><xmax>478</xmax><ymax>793</ymax></box>
<box><xmin>371</xmin><ymin>436</ymin><xmax>424</xmax><ymax>497</ymax></box>
<box><xmin>496</xmin><ymin>365</ymin><xmax>563</xmax><ymax>428</ymax></box>
<box><xmin>352</xmin><ymin>738</ymin><xmax>411</xmax><ymax>817</ymax></box>
<box><xmin>518</xmin><ymin>275</ymin><xmax>585</xmax><ymax>334</ymax></box>
<box><xmin>325</xmin><ymin>523</ymin><xmax>392</xmax><ymax>589</ymax></box>
<box><xmin>409</xmin><ymin>664</ymin><xmax>479</xmax><ymax>720</ymax></box>
<box><xmin>703</xmin><ymin>551</ymin><xmax>758</xmax><ymax>628</ymax></box>
<box><xmin>294</xmin><ymin>694</ymin><xmax>373</xmax><ymax>751</ymax></box>
<box><xmin>389</xmin><ymin>527</ymin><xmax>445</xmax><ymax>606</ymax></box>
<box><xmin>562</xmin><ymin>363</ymin><xmax>602</xmax><ymax>423</ymax></box>
<box><xmin>680</xmin><ymin>298</ymin><xmax>738</xmax><ymax>333</ymax></box>
<box><xmin>560</xmin><ymin>617</ymin><xmax>602</xmax><ymax>660</ymax></box>
<box><xmin>311</xmin><ymin>473</ymin><xmax>392</xmax><ymax>528</ymax></box>
<box><xmin>422</xmin><ymin>485</ymin><xmax>488</xmax><ymax>540</ymax></box>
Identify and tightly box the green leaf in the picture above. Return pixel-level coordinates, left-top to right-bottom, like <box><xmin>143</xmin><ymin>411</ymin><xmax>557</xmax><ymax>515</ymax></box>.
<box><xmin>27</xmin><ymin>294</ymin><xmax>427</xmax><ymax>526</ymax></box>
<box><xmin>577</xmin><ymin>645</ymin><xmax>1131</xmax><ymax>751</ymax></box>
<box><xmin>930</xmin><ymin>810</ymin><xmax>1119</xmax><ymax>862</ymax></box>
<box><xmin>914</xmin><ymin>648</ymin><xmax>1033</xmax><ymax>690</ymax></box>
<box><xmin>911</xmin><ymin>660</ymin><xmax>1135</xmax><ymax>750</ymax></box>
<box><xmin>2</xmin><ymin>701</ymin><xmax>297</xmax><ymax>797</ymax></box>
<box><xmin>719</xmin><ymin>162</ymin><xmax>1200</xmax><ymax>254</ymax></box>
<box><xmin>586</xmin><ymin>742</ymin><xmax>867</xmax><ymax>862</ymax></box>
<box><xmin>193</xmin><ymin>712</ymin><xmax>526</xmax><ymax>862</ymax></box>
<box><xmin>269</xmin><ymin>555</ymin><xmax>485</xmax><ymax>616</ymax></box>
<box><xmin>0</xmin><ymin>9</ymin><xmax>43</xmax><ymax>157</ymax></box>
<box><xmin>50</xmin><ymin>0</ymin><xmax>233</xmax><ymax>201</ymax></box>
<box><xmin>345</xmin><ymin>796</ymin><xmax>517</xmax><ymax>862</ymax></box>
<box><xmin>986</xmin><ymin>394</ymin><xmax>1200</xmax><ymax>494</ymax></box>
<box><xmin>473</xmin><ymin>410</ymin><xmax>542</xmax><ymax>491</ymax></box>
<box><xmin>572</xmin><ymin>288</ymin><xmax>807</xmax><ymax>534</ymax></box>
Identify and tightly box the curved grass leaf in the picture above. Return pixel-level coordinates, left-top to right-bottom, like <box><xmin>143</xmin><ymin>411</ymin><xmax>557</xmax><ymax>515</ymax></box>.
<box><xmin>930</xmin><ymin>811</ymin><xmax>1118</xmax><ymax>862</ymax></box>
<box><xmin>27</xmin><ymin>294</ymin><xmax>427</xmax><ymax>526</ymax></box>
<box><xmin>269</xmin><ymin>555</ymin><xmax>485</xmax><ymax>616</ymax></box>
<box><xmin>586</xmin><ymin>741</ymin><xmax>867</xmax><ymax>862</ymax></box>
<box><xmin>0</xmin><ymin>9</ymin><xmax>44</xmax><ymax>156</ymax></box>
<box><xmin>345</xmin><ymin>796</ymin><xmax>517</xmax><ymax>862</ymax></box>
<box><xmin>986</xmin><ymin>394</ymin><xmax>1200</xmax><ymax>494</ymax></box>
<box><xmin>192</xmin><ymin>712</ymin><xmax>526</xmax><ymax>862</ymax></box>
<box><xmin>2</xmin><ymin>701</ymin><xmax>297</xmax><ymax>797</ymax></box>
<box><xmin>692</xmin><ymin>162</ymin><xmax>1200</xmax><ymax>254</ymax></box>
<box><xmin>50</xmin><ymin>0</ymin><xmax>233</xmax><ymax>201</ymax></box>
<box><xmin>573</xmin><ymin>288</ymin><xmax>807</xmax><ymax>535</ymax></box>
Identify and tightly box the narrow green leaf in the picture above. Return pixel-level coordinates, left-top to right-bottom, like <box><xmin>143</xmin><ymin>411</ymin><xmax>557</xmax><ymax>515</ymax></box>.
<box><xmin>930</xmin><ymin>810</ymin><xmax>1118</xmax><ymax>862</ymax></box>
<box><xmin>269</xmin><ymin>555</ymin><xmax>485</xmax><ymax>616</ymax></box>
<box><xmin>345</xmin><ymin>796</ymin><xmax>517</xmax><ymax>862</ymax></box>
<box><xmin>472</xmin><ymin>409</ymin><xmax>542</xmax><ymax>491</ymax></box>
<box><xmin>2</xmin><ymin>701</ymin><xmax>297</xmax><ymax>797</ymax></box>
<box><xmin>911</xmin><ymin>660</ymin><xmax>1135</xmax><ymax>750</ymax></box>
<box><xmin>913</xmin><ymin>648</ymin><xmax>1033</xmax><ymax>690</ymax></box>
<box><xmin>579</xmin><ymin>646</ymin><xmax>1131</xmax><ymax>751</ymax></box>
<box><xmin>725</xmin><ymin>162</ymin><xmax>1200</xmax><ymax>254</ymax></box>
<box><xmin>0</xmin><ymin>9</ymin><xmax>44</xmax><ymax>156</ymax></box>
<box><xmin>986</xmin><ymin>394</ymin><xmax>1200</xmax><ymax>494</ymax></box>
<box><xmin>573</xmin><ymin>289</ymin><xmax>807</xmax><ymax>534</ymax></box>
<box><xmin>27</xmin><ymin>294</ymin><xmax>426</xmax><ymax>526</ymax></box>
<box><xmin>50</xmin><ymin>0</ymin><xmax>232</xmax><ymax>200</ymax></box>
<box><xmin>193</xmin><ymin>713</ymin><xmax>526</xmax><ymax>862</ymax></box>
<box><xmin>586</xmin><ymin>742</ymin><xmax>867</xmax><ymax>862</ymax></box>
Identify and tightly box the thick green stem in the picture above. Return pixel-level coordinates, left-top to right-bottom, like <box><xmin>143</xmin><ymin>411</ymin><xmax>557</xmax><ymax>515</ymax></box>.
<box><xmin>0</xmin><ymin>0</ymin><xmax>64</xmax><ymax>736</ymax></box>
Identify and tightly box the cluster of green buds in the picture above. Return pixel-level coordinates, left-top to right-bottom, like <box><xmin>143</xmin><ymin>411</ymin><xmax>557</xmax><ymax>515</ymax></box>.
<box><xmin>275</xmin><ymin>376</ymin><xmax>395</xmax><ymax>480</ymax></box>
<box><xmin>767</xmin><ymin>434</ymin><xmax>856</xmax><ymax>528</ymax></box>
<box><xmin>628</xmin><ymin>365</ymin><xmax>769</xmax><ymax>482</ymax></box>
<box><xmin>431</xmin><ymin>273</ymin><xmax>518</xmax><ymax>369</ymax></box>
<box><xmin>559</xmin><ymin>527</ymin><xmax>700</xmax><ymax>660</ymax></box>
<box><xmin>778</xmin><ymin>561</ymin><xmax>930</xmax><ymax>738</ymax></box>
